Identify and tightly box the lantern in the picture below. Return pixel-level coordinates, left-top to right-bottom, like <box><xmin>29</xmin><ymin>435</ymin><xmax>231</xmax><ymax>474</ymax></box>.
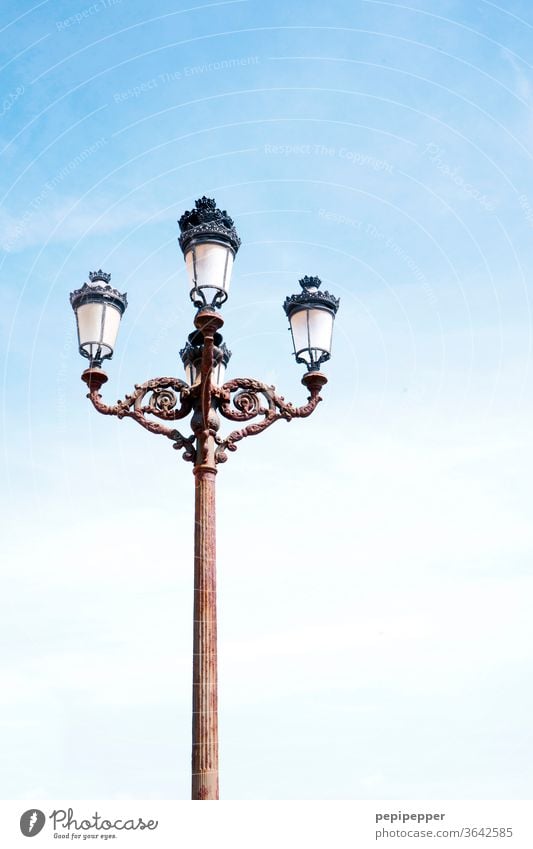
<box><xmin>70</xmin><ymin>270</ymin><xmax>127</xmax><ymax>366</ymax></box>
<box><xmin>283</xmin><ymin>276</ymin><xmax>339</xmax><ymax>371</ymax></box>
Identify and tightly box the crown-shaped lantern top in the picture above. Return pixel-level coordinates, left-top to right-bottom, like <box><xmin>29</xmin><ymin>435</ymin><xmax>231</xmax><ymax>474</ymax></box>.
<box><xmin>299</xmin><ymin>275</ymin><xmax>322</xmax><ymax>291</ymax></box>
<box><xmin>89</xmin><ymin>269</ymin><xmax>112</xmax><ymax>285</ymax></box>
<box><xmin>178</xmin><ymin>197</ymin><xmax>241</xmax><ymax>255</ymax></box>
<box><xmin>70</xmin><ymin>270</ymin><xmax>128</xmax><ymax>313</ymax></box>
<box><xmin>283</xmin><ymin>276</ymin><xmax>340</xmax><ymax>316</ymax></box>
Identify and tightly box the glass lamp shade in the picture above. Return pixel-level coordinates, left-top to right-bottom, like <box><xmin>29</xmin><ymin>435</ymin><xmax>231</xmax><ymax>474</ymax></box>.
<box><xmin>288</xmin><ymin>306</ymin><xmax>335</xmax><ymax>368</ymax></box>
<box><xmin>283</xmin><ymin>276</ymin><xmax>340</xmax><ymax>371</ymax></box>
<box><xmin>76</xmin><ymin>300</ymin><xmax>122</xmax><ymax>361</ymax></box>
<box><xmin>184</xmin><ymin>362</ymin><xmax>197</xmax><ymax>386</ymax></box>
<box><xmin>70</xmin><ymin>271</ymin><xmax>127</xmax><ymax>366</ymax></box>
<box><xmin>184</xmin><ymin>240</ymin><xmax>234</xmax><ymax>308</ymax></box>
<box><xmin>184</xmin><ymin>359</ymin><xmax>227</xmax><ymax>387</ymax></box>
<box><xmin>213</xmin><ymin>361</ymin><xmax>227</xmax><ymax>387</ymax></box>
<box><xmin>178</xmin><ymin>197</ymin><xmax>241</xmax><ymax>309</ymax></box>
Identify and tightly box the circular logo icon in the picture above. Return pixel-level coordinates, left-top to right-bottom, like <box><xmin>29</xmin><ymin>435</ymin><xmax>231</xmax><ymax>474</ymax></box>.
<box><xmin>20</xmin><ymin>810</ymin><xmax>46</xmax><ymax>837</ymax></box>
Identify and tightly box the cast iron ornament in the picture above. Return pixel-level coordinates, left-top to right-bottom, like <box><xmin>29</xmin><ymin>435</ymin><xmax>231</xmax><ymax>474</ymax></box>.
<box><xmin>283</xmin><ymin>276</ymin><xmax>340</xmax><ymax>317</ymax></box>
<box><xmin>82</xmin><ymin>368</ymin><xmax>324</xmax><ymax>466</ymax></box>
<box><xmin>180</xmin><ymin>330</ymin><xmax>231</xmax><ymax>376</ymax></box>
<box><xmin>70</xmin><ymin>270</ymin><xmax>128</xmax><ymax>314</ymax></box>
<box><xmin>178</xmin><ymin>196</ymin><xmax>241</xmax><ymax>255</ymax></box>
<box><xmin>89</xmin><ymin>269</ymin><xmax>112</xmax><ymax>284</ymax></box>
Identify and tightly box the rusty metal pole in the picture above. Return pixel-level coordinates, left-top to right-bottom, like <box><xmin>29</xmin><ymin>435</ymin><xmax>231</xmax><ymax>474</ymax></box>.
<box><xmin>191</xmin><ymin>462</ymin><xmax>218</xmax><ymax>799</ymax></box>
<box><xmin>190</xmin><ymin>309</ymin><xmax>223</xmax><ymax>800</ymax></box>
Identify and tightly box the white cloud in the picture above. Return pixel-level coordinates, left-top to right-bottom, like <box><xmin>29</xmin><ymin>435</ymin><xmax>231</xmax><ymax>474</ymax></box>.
<box><xmin>0</xmin><ymin>197</ymin><xmax>164</xmax><ymax>253</ymax></box>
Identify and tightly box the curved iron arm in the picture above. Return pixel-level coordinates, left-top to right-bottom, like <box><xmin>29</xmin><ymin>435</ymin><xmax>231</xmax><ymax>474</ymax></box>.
<box><xmin>80</xmin><ymin>366</ymin><xmax>327</xmax><ymax>466</ymax></box>
<box><xmin>82</xmin><ymin>369</ymin><xmax>197</xmax><ymax>462</ymax></box>
<box><xmin>214</xmin><ymin>372</ymin><xmax>327</xmax><ymax>463</ymax></box>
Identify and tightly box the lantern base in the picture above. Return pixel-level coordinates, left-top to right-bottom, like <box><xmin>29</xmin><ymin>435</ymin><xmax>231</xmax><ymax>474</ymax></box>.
<box><xmin>301</xmin><ymin>371</ymin><xmax>328</xmax><ymax>393</ymax></box>
<box><xmin>81</xmin><ymin>367</ymin><xmax>109</xmax><ymax>392</ymax></box>
<box><xmin>194</xmin><ymin>308</ymin><xmax>224</xmax><ymax>336</ymax></box>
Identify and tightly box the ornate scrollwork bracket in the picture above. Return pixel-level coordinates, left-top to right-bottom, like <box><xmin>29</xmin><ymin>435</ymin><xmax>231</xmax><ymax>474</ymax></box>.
<box><xmin>82</xmin><ymin>368</ymin><xmax>198</xmax><ymax>463</ymax></box>
<box><xmin>81</xmin><ymin>366</ymin><xmax>327</xmax><ymax>467</ymax></box>
<box><xmin>214</xmin><ymin>371</ymin><xmax>327</xmax><ymax>464</ymax></box>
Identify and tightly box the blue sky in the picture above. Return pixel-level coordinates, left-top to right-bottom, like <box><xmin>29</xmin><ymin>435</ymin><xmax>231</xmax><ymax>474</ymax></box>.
<box><xmin>1</xmin><ymin>0</ymin><xmax>533</xmax><ymax>800</ymax></box>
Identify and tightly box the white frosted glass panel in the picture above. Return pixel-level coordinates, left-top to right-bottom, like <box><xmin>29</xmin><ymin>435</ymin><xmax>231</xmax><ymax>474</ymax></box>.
<box><xmin>185</xmin><ymin>364</ymin><xmax>199</xmax><ymax>385</ymax></box>
<box><xmin>77</xmin><ymin>302</ymin><xmax>104</xmax><ymax>347</ymax></box>
<box><xmin>194</xmin><ymin>243</ymin><xmax>232</xmax><ymax>290</ymax></box>
<box><xmin>222</xmin><ymin>249</ymin><xmax>233</xmax><ymax>290</ymax></box>
<box><xmin>213</xmin><ymin>362</ymin><xmax>226</xmax><ymax>386</ymax></box>
<box><xmin>76</xmin><ymin>301</ymin><xmax>122</xmax><ymax>359</ymax></box>
<box><xmin>185</xmin><ymin>250</ymin><xmax>196</xmax><ymax>289</ymax></box>
<box><xmin>101</xmin><ymin>304</ymin><xmax>121</xmax><ymax>351</ymax></box>
<box><xmin>307</xmin><ymin>307</ymin><xmax>333</xmax><ymax>353</ymax></box>
<box><xmin>183</xmin><ymin>363</ymin><xmax>225</xmax><ymax>385</ymax></box>
<box><xmin>290</xmin><ymin>309</ymin><xmax>312</xmax><ymax>362</ymax></box>
<box><xmin>290</xmin><ymin>307</ymin><xmax>334</xmax><ymax>363</ymax></box>
<box><xmin>186</xmin><ymin>243</ymin><xmax>233</xmax><ymax>303</ymax></box>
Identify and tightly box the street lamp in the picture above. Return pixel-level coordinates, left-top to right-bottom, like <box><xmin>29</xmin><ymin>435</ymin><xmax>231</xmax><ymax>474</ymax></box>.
<box><xmin>284</xmin><ymin>275</ymin><xmax>339</xmax><ymax>370</ymax></box>
<box><xmin>69</xmin><ymin>270</ymin><xmax>128</xmax><ymax>368</ymax></box>
<box><xmin>70</xmin><ymin>197</ymin><xmax>340</xmax><ymax>800</ymax></box>
<box><xmin>179</xmin><ymin>195</ymin><xmax>240</xmax><ymax>309</ymax></box>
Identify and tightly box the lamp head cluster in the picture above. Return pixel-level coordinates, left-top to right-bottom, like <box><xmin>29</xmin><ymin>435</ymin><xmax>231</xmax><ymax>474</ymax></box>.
<box><xmin>70</xmin><ymin>198</ymin><xmax>339</xmax><ymax>378</ymax></box>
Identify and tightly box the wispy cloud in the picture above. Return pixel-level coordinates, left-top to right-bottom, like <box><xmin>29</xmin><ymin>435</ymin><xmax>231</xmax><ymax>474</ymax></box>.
<box><xmin>501</xmin><ymin>47</ymin><xmax>533</xmax><ymax>104</ymax></box>
<box><xmin>0</xmin><ymin>196</ymin><xmax>164</xmax><ymax>253</ymax></box>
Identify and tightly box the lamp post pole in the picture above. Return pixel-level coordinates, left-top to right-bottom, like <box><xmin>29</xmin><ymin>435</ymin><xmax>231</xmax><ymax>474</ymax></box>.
<box><xmin>70</xmin><ymin>198</ymin><xmax>339</xmax><ymax>800</ymax></box>
<box><xmin>192</xmin><ymin>455</ymin><xmax>218</xmax><ymax>799</ymax></box>
<box><xmin>190</xmin><ymin>309</ymin><xmax>223</xmax><ymax>800</ymax></box>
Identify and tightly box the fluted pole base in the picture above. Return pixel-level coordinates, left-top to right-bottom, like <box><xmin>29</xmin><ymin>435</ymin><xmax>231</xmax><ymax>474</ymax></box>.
<box><xmin>191</xmin><ymin>465</ymin><xmax>219</xmax><ymax>800</ymax></box>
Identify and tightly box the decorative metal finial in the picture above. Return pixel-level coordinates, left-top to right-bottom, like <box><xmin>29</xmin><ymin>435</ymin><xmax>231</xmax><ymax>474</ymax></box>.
<box><xmin>299</xmin><ymin>276</ymin><xmax>322</xmax><ymax>291</ymax></box>
<box><xmin>283</xmin><ymin>276</ymin><xmax>340</xmax><ymax>316</ymax></box>
<box><xmin>179</xmin><ymin>330</ymin><xmax>231</xmax><ymax>376</ymax></box>
<box><xmin>89</xmin><ymin>269</ymin><xmax>112</xmax><ymax>284</ymax></box>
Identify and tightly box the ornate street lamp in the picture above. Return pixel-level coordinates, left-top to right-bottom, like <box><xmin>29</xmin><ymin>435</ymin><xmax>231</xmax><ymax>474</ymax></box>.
<box><xmin>70</xmin><ymin>198</ymin><xmax>339</xmax><ymax>800</ymax></box>
<box><xmin>178</xmin><ymin>196</ymin><xmax>240</xmax><ymax>309</ymax></box>
<box><xmin>69</xmin><ymin>270</ymin><xmax>127</xmax><ymax>368</ymax></box>
<box><xmin>284</xmin><ymin>275</ymin><xmax>340</xmax><ymax>371</ymax></box>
